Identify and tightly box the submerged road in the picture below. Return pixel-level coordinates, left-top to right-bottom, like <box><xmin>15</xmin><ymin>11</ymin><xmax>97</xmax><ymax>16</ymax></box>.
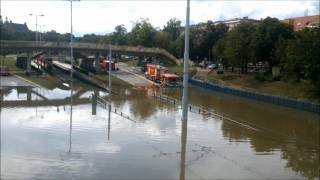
<box><xmin>113</xmin><ymin>63</ymin><xmax>154</xmax><ymax>87</ymax></box>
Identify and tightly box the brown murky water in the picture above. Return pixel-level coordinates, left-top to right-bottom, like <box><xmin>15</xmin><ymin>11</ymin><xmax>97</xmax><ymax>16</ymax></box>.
<box><xmin>1</xmin><ymin>80</ymin><xmax>319</xmax><ymax>179</ymax></box>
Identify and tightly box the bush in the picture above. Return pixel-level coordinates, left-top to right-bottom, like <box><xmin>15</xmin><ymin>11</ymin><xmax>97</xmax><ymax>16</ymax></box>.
<box><xmin>272</xmin><ymin>76</ymin><xmax>281</xmax><ymax>81</ymax></box>
<box><xmin>255</xmin><ymin>73</ymin><xmax>266</xmax><ymax>82</ymax></box>
<box><xmin>217</xmin><ymin>70</ymin><xmax>224</xmax><ymax>74</ymax></box>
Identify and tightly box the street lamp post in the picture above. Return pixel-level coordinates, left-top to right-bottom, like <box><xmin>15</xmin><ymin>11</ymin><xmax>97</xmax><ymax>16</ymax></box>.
<box><xmin>70</xmin><ymin>0</ymin><xmax>73</xmax><ymax>82</ymax></box>
<box><xmin>68</xmin><ymin>0</ymin><xmax>79</xmax><ymax>137</ymax></box>
<box><xmin>69</xmin><ymin>0</ymin><xmax>79</xmax><ymax>83</ymax></box>
<box><xmin>29</xmin><ymin>13</ymin><xmax>44</xmax><ymax>46</ymax></box>
<box><xmin>109</xmin><ymin>43</ymin><xmax>112</xmax><ymax>99</ymax></box>
<box><xmin>182</xmin><ymin>0</ymin><xmax>190</xmax><ymax>121</ymax></box>
<box><xmin>39</xmin><ymin>24</ymin><xmax>46</xmax><ymax>46</ymax></box>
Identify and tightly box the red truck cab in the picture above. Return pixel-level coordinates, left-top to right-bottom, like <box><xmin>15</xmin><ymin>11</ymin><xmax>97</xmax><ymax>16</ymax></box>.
<box><xmin>100</xmin><ymin>57</ymin><xmax>115</xmax><ymax>71</ymax></box>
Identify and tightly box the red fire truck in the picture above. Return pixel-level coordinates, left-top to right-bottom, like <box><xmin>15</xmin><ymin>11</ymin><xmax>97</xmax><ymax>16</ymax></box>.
<box><xmin>34</xmin><ymin>56</ymin><xmax>53</xmax><ymax>70</ymax></box>
<box><xmin>145</xmin><ymin>64</ymin><xmax>180</xmax><ymax>86</ymax></box>
<box><xmin>100</xmin><ymin>57</ymin><xmax>116</xmax><ymax>71</ymax></box>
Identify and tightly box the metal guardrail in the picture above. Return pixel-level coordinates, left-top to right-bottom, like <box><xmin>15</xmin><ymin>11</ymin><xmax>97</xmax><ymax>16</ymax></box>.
<box><xmin>153</xmin><ymin>92</ymin><xmax>320</xmax><ymax>148</ymax></box>
<box><xmin>189</xmin><ymin>79</ymin><xmax>320</xmax><ymax>113</ymax></box>
<box><xmin>91</xmin><ymin>94</ymin><xmax>136</xmax><ymax>123</ymax></box>
<box><xmin>152</xmin><ymin>93</ymin><xmax>180</xmax><ymax>105</ymax></box>
<box><xmin>152</xmin><ymin>92</ymin><xmax>259</xmax><ymax>131</ymax></box>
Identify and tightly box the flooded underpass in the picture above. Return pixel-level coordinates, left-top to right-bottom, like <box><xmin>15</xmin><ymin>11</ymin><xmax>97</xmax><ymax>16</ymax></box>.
<box><xmin>1</xmin><ymin>80</ymin><xmax>319</xmax><ymax>179</ymax></box>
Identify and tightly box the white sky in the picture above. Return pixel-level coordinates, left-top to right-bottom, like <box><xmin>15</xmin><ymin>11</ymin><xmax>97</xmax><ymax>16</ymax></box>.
<box><xmin>1</xmin><ymin>0</ymin><xmax>319</xmax><ymax>36</ymax></box>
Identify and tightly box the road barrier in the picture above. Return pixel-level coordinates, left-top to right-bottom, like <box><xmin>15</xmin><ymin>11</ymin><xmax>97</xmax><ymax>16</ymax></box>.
<box><xmin>189</xmin><ymin>79</ymin><xmax>320</xmax><ymax>113</ymax></box>
<box><xmin>152</xmin><ymin>93</ymin><xmax>180</xmax><ymax>105</ymax></box>
<box><xmin>91</xmin><ymin>94</ymin><xmax>136</xmax><ymax>122</ymax></box>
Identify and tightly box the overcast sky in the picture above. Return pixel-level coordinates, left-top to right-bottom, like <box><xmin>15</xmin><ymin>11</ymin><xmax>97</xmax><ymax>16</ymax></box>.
<box><xmin>1</xmin><ymin>0</ymin><xmax>319</xmax><ymax>36</ymax></box>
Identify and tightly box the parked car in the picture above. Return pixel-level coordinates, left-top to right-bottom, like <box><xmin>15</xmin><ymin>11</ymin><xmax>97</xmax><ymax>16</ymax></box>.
<box><xmin>208</xmin><ymin>64</ymin><xmax>217</xmax><ymax>69</ymax></box>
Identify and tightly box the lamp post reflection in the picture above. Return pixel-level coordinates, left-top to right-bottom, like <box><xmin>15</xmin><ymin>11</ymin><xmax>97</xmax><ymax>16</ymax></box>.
<box><xmin>69</xmin><ymin>83</ymin><xmax>73</xmax><ymax>153</ymax></box>
<box><xmin>91</xmin><ymin>93</ymin><xmax>111</xmax><ymax>141</ymax></box>
<box><xmin>179</xmin><ymin>120</ymin><xmax>188</xmax><ymax>180</ymax></box>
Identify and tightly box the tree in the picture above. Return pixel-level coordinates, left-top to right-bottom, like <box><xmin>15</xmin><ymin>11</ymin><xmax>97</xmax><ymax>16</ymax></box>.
<box><xmin>112</xmin><ymin>24</ymin><xmax>127</xmax><ymax>45</ymax></box>
<box><xmin>128</xmin><ymin>19</ymin><xmax>157</xmax><ymax>47</ymax></box>
<box><xmin>190</xmin><ymin>21</ymin><xmax>228</xmax><ymax>61</ymax></box>
<box><xmin>280</xmin><ymin>27</ymin><xmax>320</xmax><ymax>91</ymax></box>
<box><xmin>251</xmin><ymin>17</ymin><xmax>293</xmax><ymax>66</ymax></box>
<box><xmin>79</xmin><ymin>33</ymin><xmax>97</xmax><ymax>43</ymax></box>
<box><xmin>154</xmin><ymin>31</ymin><xmax>172</xmax><ymax>50</ymax></box>
<box><xmin>213</xmin><ymin>38</ymin><xmax>228</xmax><ymax>69</ymax></box>
<box><xmin>223</xmin><ymin>22</ymin><xmax>256</xmax><ymax>73</ymax></box>
<box><xmin>163</xmin><ymin>18</ymin><xmax>182</xmax><ymax>41</ymax></box>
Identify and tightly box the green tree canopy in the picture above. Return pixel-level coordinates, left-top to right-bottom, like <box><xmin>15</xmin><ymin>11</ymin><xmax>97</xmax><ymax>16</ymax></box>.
<box><xmin>128</xmin><ymin>19</ymin><xmax>157</xmax><ymax>47</ymax></box>
<box><xmin>219</xmin><ymin>22</ymin><xmax>256</xmax><ymax>73</ymax></box>
<box><xmin>251</xmin><ymin>17</ymin><xmax>293</xmax><ymax>66</ymax></box>
<box><xmin>163</xmin><ymin>18</ymin><xmax>182</xmax><ymax>41</ymax></box>
<box><xmin>280</xmin><ymin>27</ymin><xmax>320</xmax><ymax>89</ymax></box>
<box><xmin>112</xmin><ymin>24</ymin><xmax>127</xmax><ymax>45</ymax></box>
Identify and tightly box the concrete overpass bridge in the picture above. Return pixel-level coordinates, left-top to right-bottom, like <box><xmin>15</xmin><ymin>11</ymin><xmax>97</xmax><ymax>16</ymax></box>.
<box><xmin>0</xmin><ymin>40</ymin><xmax>180</xmax><ymax>65</ymax></box>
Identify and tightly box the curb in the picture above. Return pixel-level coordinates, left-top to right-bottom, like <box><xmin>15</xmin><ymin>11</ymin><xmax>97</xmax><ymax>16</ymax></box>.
<box><xmin>13</xmin><ymin>74</ymin><xmax>41</xmax><ymax>88</ymax></box>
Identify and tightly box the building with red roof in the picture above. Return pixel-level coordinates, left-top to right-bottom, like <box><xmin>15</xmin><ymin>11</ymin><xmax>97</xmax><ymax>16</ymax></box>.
<box><xmin>281</xmin><ymin>15</ymin><xmax>320</xmax><ymax>31</ymax></box>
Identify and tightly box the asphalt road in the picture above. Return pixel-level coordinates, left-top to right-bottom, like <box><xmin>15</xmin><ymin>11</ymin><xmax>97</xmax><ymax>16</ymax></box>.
<box><xmin>113</xmin><ymin>63</ymin><xmax>153</xmax><ymax>87</ymax></box>
<box><xmin>0</xmin><ymin>75</ymin><xmax>35</xmax><ymax>87</ymax></box>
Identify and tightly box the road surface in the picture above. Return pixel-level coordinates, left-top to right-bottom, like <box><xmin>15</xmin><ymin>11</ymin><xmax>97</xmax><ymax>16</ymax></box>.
<box><xmin>0</xmin><ymin>75</ymin><xmax>36</xmax><ymax>87</ymax></box>
<box><xmin>113</xmin><ymin>63</ymin><xmax>154</xmax><ymax>87</ymax></box>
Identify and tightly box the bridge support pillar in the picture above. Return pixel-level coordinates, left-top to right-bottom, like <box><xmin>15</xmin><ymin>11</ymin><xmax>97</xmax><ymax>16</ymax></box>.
<box><xmin>27</xmin><ymin>86</ymin><xmax>32</xmax><ymax>101</ymax></box>
<box><xmin>47</xmin><ymin>50</ymin><xmax>52</xmax><ymax>58</ymax></box>
<box><xmin>58</xmin><ymin>52</ymin><xmax>64</xmax><ymax>62</ymax></box>
<box><xmin>94</xmin><ymin>53</ymin><xmax>100</xmax><ymax>73</ymax></box>
<box><xmin>26</xmin><ymin>52</ymin><xmax>32</xmax><ymax>74</ymax></box>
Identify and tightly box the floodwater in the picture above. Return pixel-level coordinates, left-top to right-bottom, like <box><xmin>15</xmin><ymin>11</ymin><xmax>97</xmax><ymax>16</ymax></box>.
<box><xmin>1</xmin><ymin>79</ymin><xmax>319</xmax><ymax>179</ymax></box>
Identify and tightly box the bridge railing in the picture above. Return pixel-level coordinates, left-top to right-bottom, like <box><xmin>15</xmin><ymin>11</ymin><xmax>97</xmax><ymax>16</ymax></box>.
<box><xmin>1</xmin><ymin>40</ymin><xmax>180</xmax><ymax>64</ymax></box>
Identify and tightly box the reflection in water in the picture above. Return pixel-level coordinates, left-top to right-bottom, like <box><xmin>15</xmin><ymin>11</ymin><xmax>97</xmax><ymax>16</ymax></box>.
<box><xmin>69</xmin><ymin>78</ymin><xmax>73</xmax><ymax>153</ymax></box>
<box><xmin>108</xmin><ymin>104</ymin><xmax>111</xmax><ymax>141</ymax></box>
<box><xmin>179</xmin><ymin>120</ymin><xmax>187</xmax><ymax>180</ymax></box>
<box><xmin>91</xmin><ymin>93</ymin><xmax>111</xmax><ymax>141</ymax></box>
<box><xmin>69</xmin><ymin>106</ymin><xmax>73</xmax><ymax>153</ymax></box>
<box><xmin>92</xmin><ymin>94</ymin><xmax>97</xmax><ymax>115</ymax></box>
<box><xmin>1</xmin><ymin>81</ymin><xmax>319</xmax><ymax>179</ymax></box>
<box><xmin>222</xmin><ymin>120</ymin><xmax>320</xmax><ymax>178</ymax></box>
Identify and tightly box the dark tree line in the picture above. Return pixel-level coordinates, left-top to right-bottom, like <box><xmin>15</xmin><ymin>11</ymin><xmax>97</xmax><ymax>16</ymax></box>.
<box><xmin>213</xmin><ymin>17</ymin><xmax>319</xmax><ymax>91</ymax></box>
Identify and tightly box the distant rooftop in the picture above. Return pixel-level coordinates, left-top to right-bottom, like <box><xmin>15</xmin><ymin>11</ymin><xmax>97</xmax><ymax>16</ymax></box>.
<box><xmin>213</xmin><ymin>16</ymin><xmax>259</xmax><ymax>25</ymax></box>
<box><xmin>281</xmin><ymin>15</ymin><xmax>320</xmax><ymax>31</ymax></box>
<box><xmin>1</xmin><ymin>15</ymin><xmax>29</xmax><ymax>32</ymax></box>
<box><xmin>213</xmin><ymin>16</ymin><xmax>259</xmax><ymax>31</ymax></box>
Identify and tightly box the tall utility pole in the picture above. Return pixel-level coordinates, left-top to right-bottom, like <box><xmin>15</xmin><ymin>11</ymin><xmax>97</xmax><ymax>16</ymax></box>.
<box><xmin>70</xmin><ymin>0</ymin><xmax>73</xmax><ymax>83</ymax></box>
<box><xmin>69</xmin><ymin>0</ymin><xmax>75</xmax><ymax>147</ymax></box>
<box><xmin>182</xmin><ymin>0</ymin><xmax>190</xmax><ymax>121</ymax></box>
<box><xmin>108</xmin><ymin>43</ymin><xmax>112</xmax><ymax>141</ymax></box>
<box><xmin>108</xmin><ymin>43</ymin><xmax>112</xmax><ymax>100</ymax></box>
